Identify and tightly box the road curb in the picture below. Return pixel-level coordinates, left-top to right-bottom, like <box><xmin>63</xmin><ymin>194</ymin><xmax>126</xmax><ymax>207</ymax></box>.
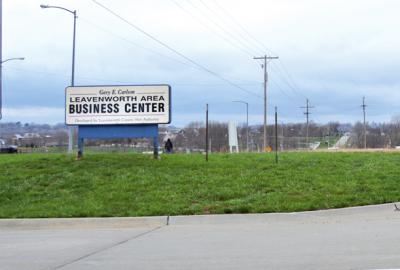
<box><xmin>169</xmin><ymin>203</ymin><xmax>399</xmax><ymax>225</ymax></box>
<box><xmin>0</xmin><ymin>216</ymin><xmax>168</xmax><ymax>230</ymax></box>
<box><xmin>1</xmin><ymin>203</ymin><xmax>398</xmax><ymax>229</ymax></box>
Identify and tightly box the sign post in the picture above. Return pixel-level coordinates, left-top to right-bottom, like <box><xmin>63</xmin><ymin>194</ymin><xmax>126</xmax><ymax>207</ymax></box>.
<box><xmin>66</xmin><ymin>85</ymin><xmax>171</xmax><ymax>159</ymax></box>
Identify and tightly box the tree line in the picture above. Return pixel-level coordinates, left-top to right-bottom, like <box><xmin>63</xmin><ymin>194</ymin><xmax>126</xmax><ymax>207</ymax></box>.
<box><xmin>1</xmin><ymin>120</ymin><xmax>400</xmax><ymax>151</ymax></box>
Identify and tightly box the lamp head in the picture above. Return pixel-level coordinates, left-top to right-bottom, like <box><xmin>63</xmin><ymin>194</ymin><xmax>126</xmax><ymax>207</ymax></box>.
<box><xmin>40</xmin><ymin>4</ymin><xmax>49</xmax><ymax>9</ymax></box>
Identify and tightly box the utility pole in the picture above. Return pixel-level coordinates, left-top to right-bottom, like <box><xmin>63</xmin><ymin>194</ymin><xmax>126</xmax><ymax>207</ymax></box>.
<box><xmin>254</xmin><ymin>55</ymin><xmax>278</xmax><ymax>152</ymax></box>
<box><xmin>300</xmin><ymin>99</ymin><xmax>314</xmax><ymax>147</ymax></box>
<box><xmin>362</xmin><ymin>96</ymin><xmax>367</xmax><ymax>149</ymax></box>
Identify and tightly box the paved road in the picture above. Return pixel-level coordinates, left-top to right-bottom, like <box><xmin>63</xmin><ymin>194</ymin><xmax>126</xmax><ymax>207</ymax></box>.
<box><xmin>1</xmin><ymin>203</ymin><xmax>400</xmax><ymax>270</ymax></box>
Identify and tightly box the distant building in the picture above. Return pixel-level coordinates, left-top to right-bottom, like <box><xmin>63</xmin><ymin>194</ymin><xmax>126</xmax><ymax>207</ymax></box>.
<box><xmin>13</xmin><ymin>133</ymin><xmax>40</xmax><ymax>147</ymax></box>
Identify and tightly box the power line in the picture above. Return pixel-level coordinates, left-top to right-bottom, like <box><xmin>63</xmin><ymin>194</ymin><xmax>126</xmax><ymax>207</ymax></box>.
<box><xmin>211</xmin><ymin>0</ymin><xmax>274</xmax><ymax>55</ymax></box>
<box><xmin>269</xmin><ymin>78</ymin><xmax>297</xmax><ymax>101</ymax></box>
<box><xmin>170</xmin><ymin>0</ymin><xmax>257</xmax><ymax>60</ymax></box>
<box><xmin>80</xmin><ymin>17</ymin><xmax>196</xmax><ymax>69</ymax></box>
<box><xmin>89</xmin><ymin>0</ymin><xmax>304</xmax><ymax>105</ymax></box>
<box><xmin>274</xmin><ymin>60</ymin><xmax>307</xmax><ymax>99</ymax></box>
<box><xmin>83</xmin><ymin>15</ymin><xmax>261</xmax><ymax>86</ymax></box>
<box><xmin>209</xmin><ymin>1</ymin><xmax>307</xmax><ymax>100</ymax></box>
<box><xmin>91</xmin><ymin>0</ymin><xmax>261</xmax><ymax>98</ymax></box>
<box><xmin>186</xmin><ymin>0</ymin><xmax>261</xmax><ymax>57</ymax></box>
<box><xmin>5</xmin><ymin>66</ymin><xmax>261</xmax><ymax>88</ymax></box>
<box><xmin>82</xmin><ymin>16</ymin><xmax>263</xmax><ymax>85</ymax></box>
<box><xmin>269</xmin><ymin>63</ymin><xmax>306</xmax><ymax>100</ymax></box>
<box><xmin>196</xmin><ymin>0</ymin><xmax>263</xmax><ymax>56</ymax></box>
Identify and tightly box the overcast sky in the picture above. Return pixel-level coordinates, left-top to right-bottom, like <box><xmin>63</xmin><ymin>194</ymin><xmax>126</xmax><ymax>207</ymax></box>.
<box><xmin>3</xmin><ymin>0</ymin><xmax>400</xmax><ymax>126</ymax></box>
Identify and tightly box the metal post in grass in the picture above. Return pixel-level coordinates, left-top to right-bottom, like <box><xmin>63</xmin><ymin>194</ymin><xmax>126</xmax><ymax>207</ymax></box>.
<box><xmin>205</xmin><ymin>103</ymin><xmax>209</xmax><ymax>162</ymax></box>
<box><xmin>275</xmin><ymin>106</ymin><xmax>278</xmax><ymax>164</ymax></box>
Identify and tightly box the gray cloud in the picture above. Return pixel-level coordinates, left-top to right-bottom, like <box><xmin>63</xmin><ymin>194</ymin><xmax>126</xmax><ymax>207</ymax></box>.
<box><xmin>2</xmin><ymin>0</ymin><xmax>400</xmax><ymax>125</ymax></box>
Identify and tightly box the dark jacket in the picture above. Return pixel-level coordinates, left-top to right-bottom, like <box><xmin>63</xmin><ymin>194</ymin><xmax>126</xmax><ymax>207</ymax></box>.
<box><xmin>165</xmin><ymin>140</ymin><xmax>173</xmax><ymax>151</ymax></box>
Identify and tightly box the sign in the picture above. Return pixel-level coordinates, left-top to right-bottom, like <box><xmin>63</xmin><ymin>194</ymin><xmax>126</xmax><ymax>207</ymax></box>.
<box><xmin>66</xmin><ymin>85</ymin><xmax>171</xmax><ymax>125</ymax></box>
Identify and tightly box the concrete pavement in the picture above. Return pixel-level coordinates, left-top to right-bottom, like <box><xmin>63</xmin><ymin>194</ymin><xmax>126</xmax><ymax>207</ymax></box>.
<box><xmin>1</xmin><ymin>203</ymin><xmax>400</xmax><ymax>270</ymax></box>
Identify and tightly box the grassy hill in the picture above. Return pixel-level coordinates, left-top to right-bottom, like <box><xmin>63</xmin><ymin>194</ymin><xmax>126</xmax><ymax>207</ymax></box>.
<box><xmin>1</xmin><ymin>152</ymin><xmax>399</xmax><ymax>218</ymax></box>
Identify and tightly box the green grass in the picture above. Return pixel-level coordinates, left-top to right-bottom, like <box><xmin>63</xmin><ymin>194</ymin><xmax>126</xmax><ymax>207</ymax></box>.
<box><xmin>0</xmin><ymin>152</ymin><xmax>399</xmax><ymax>218</ymax></box>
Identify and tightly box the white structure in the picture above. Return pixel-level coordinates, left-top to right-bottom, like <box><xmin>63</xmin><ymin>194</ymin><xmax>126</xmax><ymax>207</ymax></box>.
<box><xmin>332</xmin><ymin>133</ymin><xmax>351</xmax><ymax>149</ymax></box>
<box><xmin>309</xmin><ymin>141</ymin><xmax>320</xmax><ymax>150</ymax></box>
<box><xmin>228</xmin><ymin>121</ymin><xmax>239</xmax><ymax>153</ymax></box>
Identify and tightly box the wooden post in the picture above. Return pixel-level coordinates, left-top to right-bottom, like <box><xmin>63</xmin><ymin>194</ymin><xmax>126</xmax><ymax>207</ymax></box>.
<box><xmin>275</xmin><ymin>106</ymin><xmax>278</xmax><ymax>164</ymax></box>
<box><xmin>153</xmin><ymin>136</ymin><xmax>159</xmax><ymax>159</ymax></box>
<box><xmin>77</xmin><ymin>138</ymin><xmax>83</xmax><ymax>160</ymax></box>
<box><xmin>206</xmin><ymin>104</ymin><xmax>209</xmax><ymax>162</ymax></box>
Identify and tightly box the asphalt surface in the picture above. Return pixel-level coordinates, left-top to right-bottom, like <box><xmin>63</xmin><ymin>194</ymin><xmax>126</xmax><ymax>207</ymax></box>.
<box><xmin>1</xmin><ymin>203</ymin><xmax>400</xmax><ymax>270</ymax></box>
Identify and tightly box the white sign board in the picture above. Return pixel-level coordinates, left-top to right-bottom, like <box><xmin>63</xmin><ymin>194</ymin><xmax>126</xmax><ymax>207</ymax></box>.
<box><xmin>65</xmin><ymin>85</ymin><xmax>171</xmax><ymax>125</ymax></box>
<box><xmin>228</xmin><ymin>121</ymin><xmax>239</xmax><ymax>153</ymax></box>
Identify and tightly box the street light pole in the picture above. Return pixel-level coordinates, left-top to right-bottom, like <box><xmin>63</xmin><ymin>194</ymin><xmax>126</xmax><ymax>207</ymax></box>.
<box><xmin>41</xmin><ymin>4</ymin><xmax>77</xmax><ymax>153</ymax></box>
<box><xmin>1</xmin><ymin>57</ymin><xmax>25</xmax><ymax>64</ymax></box>
<box><xmin>71</xmin><ymin>10</ymin><xmax>77</xmax><ymax>86</ymax></box>
<box><xmin>233</xmin><ymin>101</ymin><xmax>249</xmax><ymax>152</ymax></box>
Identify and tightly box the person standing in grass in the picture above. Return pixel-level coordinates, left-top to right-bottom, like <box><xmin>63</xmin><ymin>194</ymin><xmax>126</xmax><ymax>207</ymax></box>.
<box><xmin>164</xmin><ymin>138</ymin><xmax>173</xmax><ymax>154</ymax></box>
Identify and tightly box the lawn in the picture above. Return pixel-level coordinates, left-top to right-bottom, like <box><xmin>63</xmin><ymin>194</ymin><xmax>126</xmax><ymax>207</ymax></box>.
<box><xmin>0</xmin><ymin>152</ymin><xmax>399</xmax><ymax>218</ymax></box>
